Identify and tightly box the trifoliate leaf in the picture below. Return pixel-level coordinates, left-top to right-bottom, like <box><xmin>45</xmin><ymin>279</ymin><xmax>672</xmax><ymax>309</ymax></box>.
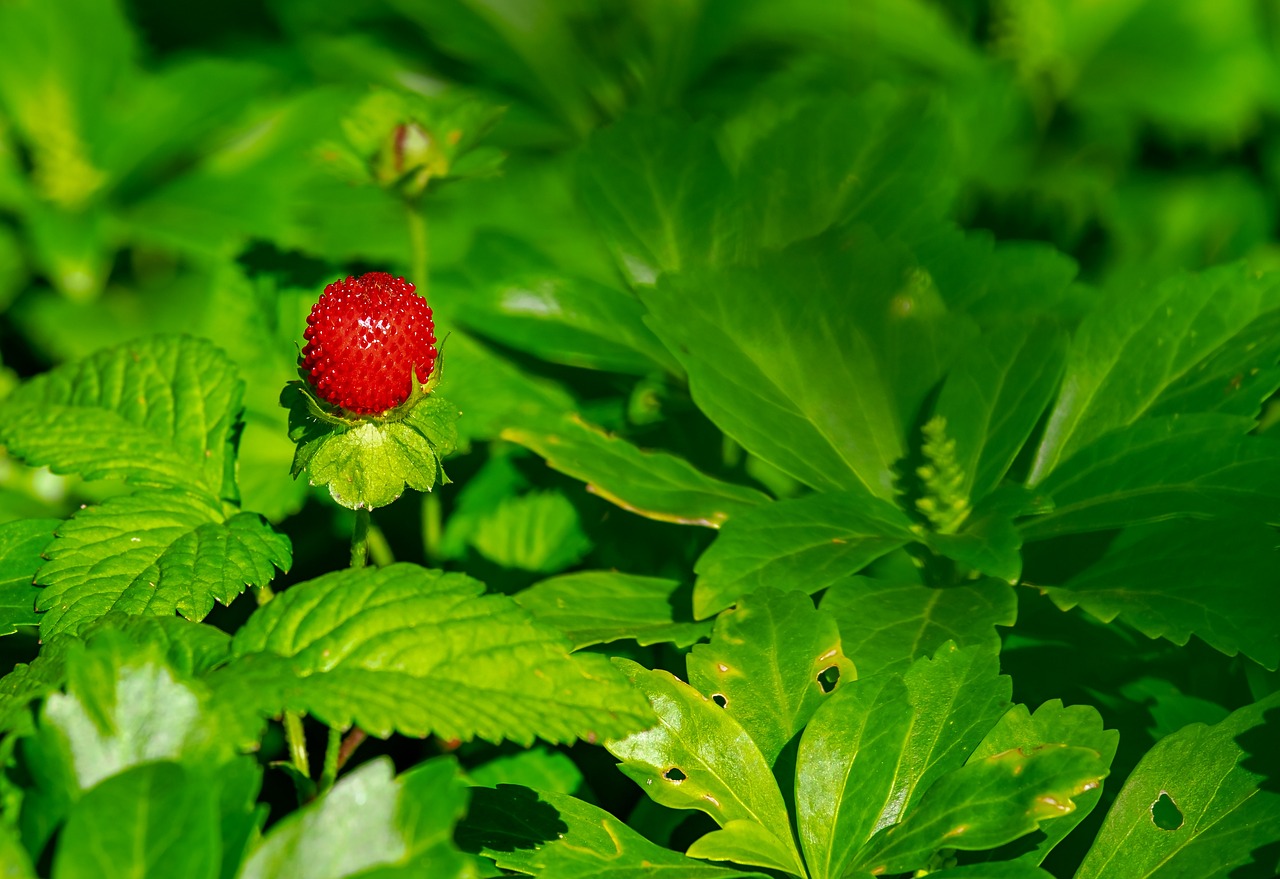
<box><xmin>0</xmin><ymin>335</ymin><xmax>245</xmax><ymax>502</ymax></box>
<box><xmin>0</xmin><ymin>517</ymin><xmax>57</xmax><ymax>635</ymax></box>
<box><xmin>228</xmin><ymin>564</ymin><xmax>650</xmax><ymax>744</ymax></box>
<box><xmin>35</xmin><ymin>488</ymin><xmax>291</xmax><ymax>638</ymax></box>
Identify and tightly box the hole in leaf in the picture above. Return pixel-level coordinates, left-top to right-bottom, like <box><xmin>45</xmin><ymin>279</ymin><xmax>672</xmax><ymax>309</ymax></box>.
<box><xmin>711</xmin><ymin>694</ymin><xmax>727</xmax><ymax>708</ymax></box>
<box><xmin>1151</xmin><ymin>792</ymin><xmax>1183</xmax><ymax>831</ymax></box>
<box><xmin>818</xmin><ymin>665</ymin><xmax>840</xmax><ymax>693</ymax></box>
<box><xmin>663</xmin><ymin>767</ymin><xmax>687</xmax><ymax>782</ymax></box>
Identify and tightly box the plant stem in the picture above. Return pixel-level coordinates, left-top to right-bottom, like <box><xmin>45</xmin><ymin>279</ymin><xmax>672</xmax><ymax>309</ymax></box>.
<box><xmin>319</xmin><ymin>726</ymin><xmax>341</xmax><ymax>793</ymax></box>
<box><xmin>284</xmin><ymin>712</ymin><xmax>309</xmax><ymax>779</ymax></box>
<box><xmin>366</xmin><ymin>521</ymin><xmax>396</xmax><ymax>567</ymax></box>
<box><xmin>422</xmin><ymin>491</ymin><xmax>442</xmax><ymax>565</ymax></box>
<box><xmin>254</xmin><ymin>583</ymin><xmax>275</xmax><ymax>605</ymax></box>
<box><xmin>337</xmin><ymin>727</ymin><xmax>369</xmax><ymax>770</ymax></box>
<box><xmin>351</xmin><ymin>508</ymin><xmax>371</xmax><ymax>569</ymax></box>
<box><xmin>406</xmin><ymin>201</ymin><xmax>429</xmax><ymax>291</ymax></box>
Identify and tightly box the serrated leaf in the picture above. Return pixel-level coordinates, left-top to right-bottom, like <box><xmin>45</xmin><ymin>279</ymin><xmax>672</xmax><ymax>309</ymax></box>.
<box><xmin>1030</xmin><ymin>263</ymin><xmax>1280</xmax><ymax>481</ymax></box>
<box><xmin>35</xmin><ymin>488</ymin><xmax>291</xmax><ymax>637</ymax></box>
<box><xmin>515</xmin><ymin>571</ymin><xmax>709</xmax><ymax>649</ymax></box>
<box><xmin>692</xmin><ymin>490</ymin><xmax>915</xmax><ymax>619</ymax></box>
<box><xmin>1022</xmin><ymin>415</ymin><xmax>1280</xmax><ymax>540</ymax></box>
<box><xmin>1045</xmin><ymin>519</ymin><xmax>1280</xmax><ymax>670</ymax></box>
<box><xmin>469</xmin><ymin>490</ymin><xmax>592</xmax><ymax>573</ymax></box>
<box><xmin>503</xmin><ymin>414</ymin><xmax>768</xmax><ymax>528</ymax></box>
<box><xmin>51</xmin><ymin>762</ymin><xmax>220</xmax><ymax>879</ymax></box>
<box><xmin>605</xmin><ymin>659</ymin><xmax>805</xmax><ymax>876</ymax></box>
<box><xmin>686</xmin><ymin>589</ymin><xmax>854</xmax><ymax>766</ymax></box>
<box><xmin>0</xmin><ymin>335</ymin><xmax>245</xmax><ymax>501</ymax></box>
<box><xmin>229</xmin><ymin>563</ymin><xmax>650</xmax><ymax>744</ymax></box>
<box><xmin>459</xmin><ymin>785</ymin><xmax>771</xmax><ymax>878</ymax></box>
<box><xmin>966</xmin><ymin>701</ymin><xmax>1119</xmax><ymax>865</ymax></box>
<box><xmin>241</xmin><ymin>756</ymin><xmax>475</xmax><ymax>879</ymax></box>
<box><xmin>284</xmin><ymin>384</ymin><xmax>459</xmax><ymax>510</ymax></box>
<box><xmin>796</xmin><ymin>643</ymin><xmax>1011</xmax><ymax>879</ymax></box>
<box><xmin>1076</xmin><ymin>692</ymin><xmax>1280</xmax><ymax>878</ymax></box>
<box><xmin>926</xmin><ymin>487</ymin><xmax>1040</xmax><ymax>583</ymax></box>
<box><xmin>1150</xmin><ymin>307</ymin><xmax>1280</xmax><ymax>420</ymax></box>
<box><xmin>0</xmin><ymin>518</ymin><xmax>57</xmax><ymax>635</ymax></box>
<box><xmin>852</xmin><ymin>745</ymin><xmax>1108</xmax><ymax>875</ymax></box>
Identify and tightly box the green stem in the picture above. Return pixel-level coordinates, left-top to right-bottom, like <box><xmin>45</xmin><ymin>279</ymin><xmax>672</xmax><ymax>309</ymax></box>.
<box><xmin>366</xmin><ymin>522</ymin><xmax>396</xmax><ymax>568</ymax></box>
<box><xmin>351</xmin><ymin>508</ymin><xmax>371</xmax><ymax>569</ymax></box>
<box><xmin>319</xmin><ymin>726</ymin><xmax>342</xmax><ymax>793</ymax></box>
<box><xmin>406</xmin><ymin>201</ymin><xmax>429</xmax><ymax>292</ymax></box>
<box><xmin>422</xmin><ymin>491</ymin><xmax>442</xmax><ymax>566</ymax></box>
<box><xmin>284</xmin><ymin>712</ymin><xmax>309</xmax><ymax>779</ymax></box>
<box><xmin>254</xmin><ymin>583</ymin><xmax>275</xmax><ymax>605</ymax></box>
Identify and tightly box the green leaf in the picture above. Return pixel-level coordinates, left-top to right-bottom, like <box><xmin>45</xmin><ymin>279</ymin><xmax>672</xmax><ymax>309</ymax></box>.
<box><xmin>515</xmin><ymin>571</ymin><xmax>710</xmax><ymax>649</ymax></box>
<box><xmin>966</xmin><ymin>701</ymin><xmax>1119</xmax><ymax>865</ymax></box>
<box><xmin>795</xmin><ymin>643</ymin><xmax>1011</xmax><ymax>879</ymax></box>
<box><xmin>1029</xmin><ymin>263</ymin><xmax>1280</xmax><ymax>481</ymax></box>
<box><xmin>469</xmin><ymin>490</ymin><xmax>592</xmax><ymax>573</ymax></box>
<box><xmin>284</xmin><ymin>383</ymin><xmax>459</xmax><ymax>510</ymax></box>
<box><xmin>35</xmin><ymin>488</ymin><xmax>291</xmax><ymax>637</ymax></box>
<box><xmin>1075</xmin><ymin>692</ymin><xmax>1280</xmax><ymax>878</ymax></box>
<box><xmin>51</xmin><ymin>763</ymin><xmax>221</xmax><ymax>879</ymax></box>
<box><xmin>0</xmin><ymin>823</ymin><xmax>35</xmax><ymax>879</ymax></box>
<box><xmin>851</xmin><ymin>745</ymin><xmax>1108</xmax><ymax>875</ymax></box>
<box><xmin>821</xmin><ymin>577</ymin><xmax>1017</xmax><ymax>678</ymax></box>
<box><xmin>1022</xmin><ymin>415</ymin><xmax>1280</xmax><ymax>540</ymax></box>
<box><xmin>926</xmin><ymin>487</ymin><xmax>1043</xmax><ymax>583</ymax></box>
<box><xmin>241</xmin><ymin>756</ymin><xmax>474</xmax><ymax>879</ymax></box>
<box><xmin>459</xmin><ymin>785</ymin><xmax>771</xmax><ymax>878</ymax></box>
<box><xmin>1044</xmin><ymin>519</ymin><xmax>1280</xmax><ymax>670</ymax></box>
<box><xmin>503</xmin><ymin>414</ymin><xmax>769</xmax><ymax>528</ymax></box>
<box><xmin>606</xmin><ymin>659</ymin><xmax>806</xmax><ymax>876</ymax></box>
<box><xmin>1149</xmin><ymin>307</ymin><xmax>1280</xmax><ymax>420</ymax></box>
<box><xmin>0</xmin><ymin>336</ymin><xmax>245</xmax><ymax>501</ymax></box>
<box><xmin>692</xmin><ymin>490</ymin><xmax>915</xmax><ymax>619</ymax></box>
<box><xmin>686</xmin><ymin>589</ymin><xmax>854</xmax><ymax>765</ymax></box>
<box><xmin>933</xmin><ymin>319</ymin><xmax>1068</xmax><ymax>501</ymax></box>
<box><xmin>228</xmin><ymin>564</ymin><xmax>651</xmax><ymax>743</ymax></box>
<box><xmin>467</xmin><ymin>747</ymin><xmax>583</xmax><ymax>795</ymax></box>
<box><xmin>0</xmin><ymin>518</ymin><xmax>57</xmax><ymax>635</ymax></box>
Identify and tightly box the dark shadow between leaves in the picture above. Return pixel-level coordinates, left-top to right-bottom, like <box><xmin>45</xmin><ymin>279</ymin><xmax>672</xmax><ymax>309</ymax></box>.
<box><xmin>1235</xmin><ymin>705</ymin><xmax>1280</xmax><ymax>794</ymax></box>
<box><xmin>456</xmin><ymin>784</ymin><xmax>569</xmax><ymax>854</ymax></box>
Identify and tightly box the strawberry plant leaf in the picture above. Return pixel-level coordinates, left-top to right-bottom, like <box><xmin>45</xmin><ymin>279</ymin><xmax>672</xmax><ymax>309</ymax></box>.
<box><xmin>1029</xmin><ymin>263</ymin><xmax>1280</xmax><ymax>482</ymax></box>
<box><xmin>0</xmin><ymin>517</ymin><xmax>57</xmax><ymax>635</ymax></box>
<box><xmin>1045</xmin><ymin>519</ymin><xmax>1280</xmax><ymax>669</ymax></box>
<box><xmin>503</xmin><ymin>414</ymin><xmax>768</xmax><ymax>528</ymax></box>
<box><xmin>796</xmin><ymin>643</ymin><xmax>1011</xmax><ymax>879</ymax></box>
<box><xmin>459</xmin><ymin>785</ymin><xmax>772</xmax><ymax>878</ymax></box>
<box><xmin>1022</xmin><ymin>415</ymin><xmax>1280</xmax><ymax>540</ymax></box>
<box><xmin>468</xmin><ymin>489</ymin><xmax>592</xmax><ymax>573</ymax></box>
<box><xmin>686</xmin><ymin>588</ymin><xmax>854</xmax><ymax>765</ymax></box>
<box><xmin>283</xmin><ymin>383</ymin><xmax>460</xmax><ymax>510</ymax></box>
<box><xmin>967</xmin><ymin>701</ymin><xmax>1119</xmax><ymax>865</ymax></box>
<box><xmin>851</xmin><ymin>744</ymin><xmax>1108</xmax><ymax>875</ymax></box>
<box><xmin>0</xmin><ymin>335</ymin><xmax>245</xmax><ymax>502</ymax></box>
<box><xmin>1075</xmin><ymin>691</ymin><xmax>1280</xmax><ymax>878</ymax></box>
<box><xmin>35</xmin><ymin>488</ymin><xmax>291</xmax><ymax>638</ymax></box>
<box><xmin>50</xmin><ymin>762</ymin><xmax>221</xmax><ymax>879</ymax></box>
<box><xmin>605</xmin><ymin>658</ymin><xmax>807</xmax><ymax>876</ymax></box>
<box><xmin>933</xmin><ymin>319</ymin><xmax>1068</xmax><ymax>501</ymax></box>
<box><xmin>228</xmin><ymin>563</ymin><xmax>651</xmax><ymax>743</ymax></box>
<box><xmin>514</xmin><ymin>571</ymin><xmax>710</xmax><ymax>649</ymax></box>
<box><xmin>240</xmin><ymin>756</ymin><xmax>476</xmax><ymax>879</ymax></box>
<box><xmin>467</xmin><ymin>747</ymin><xmax>583</xmax><ymax>794</ymax></box>
<box><xmin>821</xmin><ymin>576</ymin><xmax>1016</xmax><ymax>678</ymax></box>
<box><xmin>692</xmin><ymin>490</ymin><xmax>916</xmax><ymax>619</ymax></box>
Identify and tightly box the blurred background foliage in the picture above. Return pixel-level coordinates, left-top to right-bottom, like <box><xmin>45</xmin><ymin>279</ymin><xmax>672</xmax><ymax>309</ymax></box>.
<box><xmin>1</xmin><ymin>0</ymin><xmax>1279</xmax><ymax>861</ymax></box>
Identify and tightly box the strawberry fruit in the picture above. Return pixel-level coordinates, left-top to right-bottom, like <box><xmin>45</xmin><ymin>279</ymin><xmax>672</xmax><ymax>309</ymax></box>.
<box><xmin>302</xmin><ymin>272</ymin><xmax>438</xmax><ymax>416</ymax></box>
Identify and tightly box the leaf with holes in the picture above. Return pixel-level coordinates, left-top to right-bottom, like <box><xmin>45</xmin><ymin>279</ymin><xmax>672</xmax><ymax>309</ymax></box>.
<box><xmin>0</xmin><ymin>335</ymin><xmax>245</xmax><ymax>502</ymax></box>
<box><xmin>0</xmin><ymin>517</ymin><xmax>58</xmax><ymax>635</ymax></box>
<box><xmin>1075</xmin><ymin>691</ymin><xmax>1280</xmax><ymax>878</ymax></box>
<box><xmin>686</xmin><ymin>588</ymin><xmax>854</xmax><ymax>765</ymax></box>
<box><xmin>606</xmin><ymin>659</ymin><xmax>806</xmax><ymax>875</ymax></box>
<box><xmin>35</xmin><ymin>488</ymin><xmax>291</xmax><ymax>638</ymax></box>
<box><xmin>227</xmin><ymin>563</ymin><xmax>651</xmax><ymax>744</ymax></box>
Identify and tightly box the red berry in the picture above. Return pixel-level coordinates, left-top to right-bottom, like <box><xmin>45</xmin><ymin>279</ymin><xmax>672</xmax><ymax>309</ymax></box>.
<box><xmin>301</xmin><ymin>272</ymin><xmax>438</xmax><ymax>415</ymax></box>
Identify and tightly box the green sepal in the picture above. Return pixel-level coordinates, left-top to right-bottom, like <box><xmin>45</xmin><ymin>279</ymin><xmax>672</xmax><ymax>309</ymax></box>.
<box><xmin>280</xmin><ymin>377</ymin><xmax>459</xmax><ymax>510</ymax></box>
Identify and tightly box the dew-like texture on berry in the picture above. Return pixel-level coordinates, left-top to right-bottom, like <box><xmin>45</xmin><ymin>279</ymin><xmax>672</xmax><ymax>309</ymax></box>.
<box><xmin>302</xmin><ymin>272</ymin><xmax>438</xmax><ymax>415</ymax></box>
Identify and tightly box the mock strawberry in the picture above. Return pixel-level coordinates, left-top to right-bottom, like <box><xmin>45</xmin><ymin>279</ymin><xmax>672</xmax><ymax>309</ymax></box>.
<box><xmin>301</xmin><ymin>272</ymin><xmax>438</xmax><ymax>416</ymax></box>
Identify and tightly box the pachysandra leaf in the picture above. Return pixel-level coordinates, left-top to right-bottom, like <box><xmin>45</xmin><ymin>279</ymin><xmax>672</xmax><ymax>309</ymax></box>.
<box><xmin>1045</xmin><ymin>518</ymin><xmax>1280</xmax><ymax>670</ymax></box>
<box><xmin>692</xmin><ymin>489</ymin><xmax>916</xmax><ymax>618</ymax></box>
<box><xmin>503</xmin><ymin>413</ymin><xmax>769</xmax><ymax>528</ymax></box>
<box><xmin>0</xmin><ymin>335</ymin><xmax>245</xmax><ymax>501</ymax></box>
<box><xmin>459</xmin><ymin>785</ymin><xmax>771</xmax><ymax>878</ymax></box>
<box><xmin>821</xmin><ymin>576</ymin><xmax>1017</xmax><ymax>678</ymax></box>
<box><xmin>1075</xmin><ymin>691</ymin><xmax>1280</xmax><ymax>878</ymax></box>
<box><xmin>686</xmin><ymin>588</ymin><xmax>854</xmax><ymax>765</ymax></box>
<box><xmin>606</xmin><ymin>659</ymin><xmax>806</xmax><ymax>876</ymax></box>
<box><xmin>35</xmin><ymin>488</ymin><xmax>291</xmax><ymax>638</ymax></box>
<box><xmin>515</xmin><ymin>571</ymin><xmax>710</xmax><ymax>649</ymax></box>
<box><xmin>228</xmin><ymin>564</ymin><xmax>650</xmax><ymax>744</ymax></box>
<box><xmin>0</xmin><ymin>517</ymin><xmax>58</xmax><ymax>635</ymax></box>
